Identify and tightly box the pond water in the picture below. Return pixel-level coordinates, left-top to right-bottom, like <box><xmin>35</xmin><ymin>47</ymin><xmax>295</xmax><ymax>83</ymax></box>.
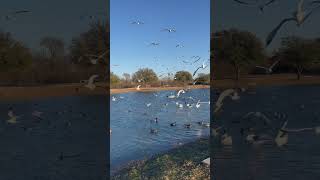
<box><xmin>212</xmin><ymin>85</ymin><xmax>320</xmax><ymax>180</ymax></box>
<box><xmin>110</xmin><ymin>88</ymin><xmax>210</xmax><ymax>172</ymax></box>
<box><xmin>0</xmin><ymin>95</ymin><xmax>107</xmax><ymax>180</ymax></box>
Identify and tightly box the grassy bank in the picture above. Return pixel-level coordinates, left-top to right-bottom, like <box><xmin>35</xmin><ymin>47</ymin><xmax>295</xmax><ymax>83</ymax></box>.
<box><xmin>111</xmin><ymin>138</ymin><xmax>210</xmax><ymax>180</ymax></box>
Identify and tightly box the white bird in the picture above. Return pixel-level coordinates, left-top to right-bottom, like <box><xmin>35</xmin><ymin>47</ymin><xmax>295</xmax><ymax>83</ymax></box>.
<box><xmin>266</xmin><ymin>0</ymin><xmax>320</xmax><ymax>46</ymax></box>
<box><xmin>7</xmin><ymin>110</ymin><xmax>20</xmax><ymax>124</ymax></box>
<box><xmin>112</xmin><ymin>96</ymin><xmax>117</xmax><ymax>101</ymax></box>
<box><xmin>214</xmin><ymin>89</ymin><xmax>239</xmax><ymax>113</ymax></box>
<box><xmin>178</xmin><ymin>104</ymin><xmax>184</xmax><ymax>108</ymax></box>
<box><xmin>256</xmin><ymin>60</ymin><xmax>280</xmax><ymax>74</ymax></box>
<box><xmin>84</xmin><ymin>75</ymin><xmax>99</xmax><ymax>90</ymax></box>
<box><xmin>168</xmin><ymin>95</ymin><xmax>176</xmax><ymax>99</ymax></box>
<box><xmin>176</xmin><ymin>89</ymin><xmax>185</xmax><ymax>97</ymax></box>
<box><xmin>196</xmin><ymin>100</ymin><xmax>201</xmax><ymax>108</ymax></box>
<box><xmin>275</xmin><ymin>120</ymin><xmax>289</xmax><ymax>147</ymax></box>
<box><xmin>130</xmin><ymin>20</ymin><xmax>144</xmax><ymax>25</ymax></box>
<box><xmin>136</xmin><ymin>85</ymin><xmax>141</xmax><ymax>90</ymax></box>
<box><xmin>221</xmin><ymin>133</ymin><xmax>233</xmax><ymax>146</ymax></box>
<box><xmin>193</xmin><ymin>61</ymin><xmax>208</xmax><ymax>77</ymax></box>
<box><xmin>32</xmin><ymin>111</ymin><xmax>43</xmax><ymax>119</ymax></box>
<box><xmin>162</xmin><ymin>28</ymin><xmax>176</xmax><ymax>32</ymax></box>
<box><xmin>146</xmin><ymin>103</ymin><xmax>152</xmax><ymax>107</ymax></box>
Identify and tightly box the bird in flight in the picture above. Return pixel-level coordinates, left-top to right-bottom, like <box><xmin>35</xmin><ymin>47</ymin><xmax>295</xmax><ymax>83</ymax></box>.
<box><xmin>265</xmin><ymin>0</ymin><xmax>320</xmax><ymax>46</ymax></box>
<box><xmin>130</xmin><ymin>20</ymin><xmax>144</xmax><ymax>25</ymax></box>
<box><xmin>255</xmin><ymin>60</ymin><xmax>280</xmax><ymax>74</ymax></box>
<box><xmin>162</xmin><ymin>28</ymin><xmax>176</xmax><ymax>33</ymax></box>
<box><xmin>83</xmin><ymin>74</ymin><xmax>99</xmax><ymax>90</ymax></box>
<box><xmin>193</xmin><ymin>61</ymin><xmax>208</xmax><ymax>77</ymax></box>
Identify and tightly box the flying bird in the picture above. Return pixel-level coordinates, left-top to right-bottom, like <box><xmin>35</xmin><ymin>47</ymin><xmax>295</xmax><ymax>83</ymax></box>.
<box><xmin>266</xmin><ymin>0</ymin><xmax>320</xmax><ymax>46</ymax></box>
<box><xmin>162</xmin><ymin>28</ymin><xmax>176</xmax><ymax>33</ymax></box>
<box><xmin>84</xmin><ymin>74</ymin><xmax>99</xmax><ymax>90</ymax></box>
<box><xmin>193</xmin><ymin>61</ymin><xmax>208</xmax><ymax>76</ymax></box>
<box><xmin>256</xmin><ymin>60</ymin><xmax>280</xmax><ymax>74</ymax></box>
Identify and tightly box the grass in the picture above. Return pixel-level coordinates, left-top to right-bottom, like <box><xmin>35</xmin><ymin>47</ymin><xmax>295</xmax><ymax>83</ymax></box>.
<box><xmin>111</xmin><ymin>138</ymin><xmax>210</xmax><ymax>180</ymax></box>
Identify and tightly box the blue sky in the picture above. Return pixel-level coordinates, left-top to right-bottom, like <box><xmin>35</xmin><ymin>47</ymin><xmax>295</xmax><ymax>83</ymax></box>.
<box><xmin>0</xmin><ymin>0</ymin><xmax>107</xmax><ymax>49</ymax></box>
<box><xmin>212</xmin><ymin>0</ymin><xmax>320</xmax><ymax>53</ymax></box>
<box><xmin>110</xmin><ymin>0</ymin><xmax>210</xmax><ymax>78</ymax></box>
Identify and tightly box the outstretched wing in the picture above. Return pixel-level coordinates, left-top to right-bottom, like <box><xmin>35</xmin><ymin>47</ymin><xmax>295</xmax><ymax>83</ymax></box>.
<box><xmin>266</xmin><ymin>17</ymin><xmax>295</xmax><ymax>46</ymax></box>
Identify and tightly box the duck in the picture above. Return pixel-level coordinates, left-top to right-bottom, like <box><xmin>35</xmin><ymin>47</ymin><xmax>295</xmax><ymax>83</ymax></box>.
<box><xmin>170</xmin><ymin>122</ymin><xmax>177</xmax><ymax>126</ymax></box>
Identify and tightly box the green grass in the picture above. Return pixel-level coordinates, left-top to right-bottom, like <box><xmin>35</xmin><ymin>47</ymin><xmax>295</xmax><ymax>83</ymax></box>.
<box><xmin>111</xmin><ymin>138</ymin><xmax>210</xmax><ymax>180</ymax></box>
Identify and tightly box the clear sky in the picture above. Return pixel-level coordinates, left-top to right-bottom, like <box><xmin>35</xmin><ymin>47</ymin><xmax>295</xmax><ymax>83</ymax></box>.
<box><xmin>212</xmin><ymin>0</ymin><xmax>320</xmax><ymax>54</ymax></box>
<box><xmin>110</xmin><ymin>0</ymin><xmax>210</xmax><ymax>78</ymax></box>
<box><xmin>0</xmin><ymin>0</ymin><xmax>108</xmax><ymax>50</ymax></box>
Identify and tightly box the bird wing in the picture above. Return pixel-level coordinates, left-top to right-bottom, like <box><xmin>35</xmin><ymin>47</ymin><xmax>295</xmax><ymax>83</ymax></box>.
<box><xmin>88</xmin><ymin>75</ymin><xmax>99</xmax><ymax>85</ymax></box>
<box><xmin>215</xmin><ymin>89</ymin><xmax>235</xmax><ymax>106</ymax></box>
<box><xmin>266</xmin><ymin>17</ymin><xmax>296</xmax><ymax>46</ymax></box>
<box><xmin>270</xmin><ymin>60</ymin><xmax>280</xmax><ymax>69</ymax></box>
<box><xmin>193</xmin><ymin>67</ymin><xmax>201</xmax><ymax>76</ymax></box>
<box><xmin>232</xmin><ymin>0</ymin><xmax>253</xmax><ymax>5</ymax></box>
<box><xmin>255</xmin><ymin>66</ymin><xmax>268</xmax><ymax>70</ymax></box>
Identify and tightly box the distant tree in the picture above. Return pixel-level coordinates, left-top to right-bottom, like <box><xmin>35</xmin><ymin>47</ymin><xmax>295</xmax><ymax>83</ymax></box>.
<box><xmin>195</xmin><ymin>73</ymin><xmax>210</xmax><ymax>85</ymax></box>
<box><xmin>132</xmin><ymin>68</ymin><xmax>158</xmax><ymax>83</ymax></box>
<box><xmin>123</xmin><ymin>73</ymin><xmax>131</xmax><ymax>83</ymax></box>
<box><xmin>174</xmin><ymin>71</ymin><xmax>193</xmax><ymax>83</ymax></box>
<box><xmin>212</xmin><ymin>29</ymin><xmax>266</xmax><ymax>81</ymax></box>
<box><xmin>278</xmin><ymin>36</ymin><xmax>320</xmax><ymax>80</ymax></box>
<box><xmin>70</xmin><ymin>21</ymin><xmax>109</xmax><ymax>81</ymax></box>
<box><xmin>39</xmin><ymin>37</ymin><xmax>65</xmax><ymax>60</ymax></box>
<box><xmin>0</xmin><ymin>32</ymin><xmax>32</xmax><ymax>72</ymax></box>
<box><xmin>110</xmin><ymin>72</ymin><xmax>120</xmax><ymax>86</ymax></box>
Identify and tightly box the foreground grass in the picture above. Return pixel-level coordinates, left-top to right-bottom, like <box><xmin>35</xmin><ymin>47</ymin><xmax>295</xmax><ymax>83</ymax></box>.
<box><xmin>111</xmin><ymin>138</ymin><xmax>209</xmax><ymax>180</ymax></box>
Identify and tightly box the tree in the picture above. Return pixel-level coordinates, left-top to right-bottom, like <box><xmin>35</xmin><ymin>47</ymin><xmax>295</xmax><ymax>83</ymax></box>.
<box><xmin>123</xmin><ymin>73</ymin><xmax>131</xmax><ymax>83</ymax></box>
<box><xmin>278</xmin><ymin>36</ymin><xmax>320</xmax><ymax>80</ymax></box>
<box><xmin>212</xmin><ymin>29</ymin><xmax>266</xmax><ymax>81</ymax></box>
<box><xmin>132</xmin><ymin>68</ymin><xmax>158</xmax><ymax>83</ymax></box>
<box><xmin>40</xmin><ymin>37</ymin><xmax>65</xmax><ymax>60</ymax></box>
<box><xmin>0</xmin><ymin>31</ymin><xmax>32</xmax><ymax>72</ymax></box>
<box><xmin>174</xmin><ymin>71</ymin><xmax>193</xmax><ymax>83</ymax></box>
<box><xmin>110</xmin><ymin>72</ymin><xmax>120</xmax><ymax>86</ymax></box>
<box><xmin>195</xmin><ymin>73</ymin><xmax>210</xmax><ymax>85</ymax></box>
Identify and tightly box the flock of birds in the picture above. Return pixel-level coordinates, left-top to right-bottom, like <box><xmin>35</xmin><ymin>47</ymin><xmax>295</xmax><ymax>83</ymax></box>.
<box><xmin>211</xmin><ymin>86</ymin><xmax>320</xmax><ymax>148</ymax></box>
<box><xmin>111</xmin><ymin>88</ymin><xmax>210</xmax><ymax>135</ymax></box>
<box><xmin>232</xmin><ymin>0</ymin><xmax>320</xmax><ymax>47</ymax></box>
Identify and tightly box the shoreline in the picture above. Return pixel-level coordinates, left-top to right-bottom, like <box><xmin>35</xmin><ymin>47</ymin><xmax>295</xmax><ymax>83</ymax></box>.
<box><xmin>111</xmin><ymin>138</ymin><xmax>209</xmax><ymax>179</ymax></box>
<box><xmin>1</xmin><ymin>74</ymin><xmax>320</xmax><ymax>100</ymax></box>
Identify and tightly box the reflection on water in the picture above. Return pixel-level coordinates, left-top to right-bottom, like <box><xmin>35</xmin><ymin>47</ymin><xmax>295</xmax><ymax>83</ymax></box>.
<box><xmin>212</xmin><ymin>85</ymin><xmax>320</xmax><ymax>180</ymax></box>
<box><xmin>110</xmin><ymin>88</ymin><xmax>210</xmax><ymax>171</ymax></box>
<box><xmin>0</xmin><ymin>95</ymin><xmax>107</xmax><ymax>180</ymax></box>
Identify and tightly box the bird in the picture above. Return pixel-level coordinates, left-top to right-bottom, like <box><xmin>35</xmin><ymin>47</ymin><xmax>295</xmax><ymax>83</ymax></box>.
<box><xmin>265</xmin><ymin>0</ymin><xmax>320</xmax><ymax>46</ymax></box>
<box><xmin>170</xmin><ymin>122</ymin><xmax>177</xmax><ymax>126</ymax></box>
<box><xmin>198</xmin><ymin>121</ymin><xmax>210</xmax><ymax>127</ymax></box>
<box><xmin>146</xmin><ymin>103</ymin><xmax>152</xmax><ymax>107</ymax></box>
<box><xmin>221</xmin><ymin>133</ymin><xmax>233</xmax><ymax>146</ymax></box>
<box><xmin>112</xmin><ymin>96</ymin><xmax>117</xmax><ymax>101</ymax></box>
<box><xmin>83</xmin><ymin>75</ymin><xmax>99</xmax><ymax>90</ymax></box>
<box><xmin>196</xmin><ymin>100</ymin><xmax>201</xmax><ymax>108</ymax></box>
<box><xmin>148</xmin><ymin>42</ymin><xmax>160</xmax><ymax>46</ymax></box>
<box><xmin>256</xmin><ymin>60</ymin><xmax>280</xmax><ymax>74</ymax></box>
<box><xmin>167</xmin><ymin>94</ymin><xmax>176</xmax><ymax>99</ymax></box>
<box><xmin>193</xmin><ymin>61</ymin><xmax>208</xmax><ymax>77</ymax></box>
<box><xmin>176</xmin><ymin>89</ymin><xmax>185</xmax><ymax>97</ymax></box>
<box><xmin>242</xmin><ymin>111</ymin><xmax>272</xmax><ymax>125</ymax></box>
<box><xmin>130</xmin><ymin>20</ymin><xmax>144</xmax><ymax>25</ymax></box>
<box><xmin>32</xmin><ymin>111</ymin><xmax>43</xmax><ymax>119</ymax></box>
<box><xmin>275</xmin><ymin>120</ymin><xmax>289</xmax><ymax>147</ymax></box>
<box><xmin>136</xmin><ymin>85</ymin><xmax>141</xmax><ymax>90</ymax></box>
<box><xmin>86</xmin><ymin>51</ymin><xmax>106</xmax><ymax>65</ymax></box>
<box><xmin>162</xmin><ymin>28</ymin><xmax>176</xmax><ymax>32</ymax></box>
<box><xmin>176</xmin><ymin>43</ymin><xmax>184</xmax><ymax>48</ymax></box>
<box><xmin>7</xmin><ymin>108</ymin><xmax>20</xmax><ymax>124</ymax></box>
<box><xmin>184</xmin><ymin>123</ymin><xmax>192</xmax><ymax>128</ymax></box>
<box><xmin>214</xmin><ymin>89</ymin><xmax>239</xmax><ymax>113</ymax></box>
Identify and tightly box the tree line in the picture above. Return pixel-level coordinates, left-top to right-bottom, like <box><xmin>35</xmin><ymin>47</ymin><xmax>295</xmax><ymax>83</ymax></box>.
<box><xmin>0</xmin><ymin>21</ymin><xmax>109</xmax><ymax>86</ymax></box>
<box><xmin>110</xmin><ymin>68</ymin><xmax>210</xmax><ymax>89</ymax></box>
<box><xmin>212</xmin><ymin>28</ymin><xmax>320</xmax><ymax>81</ymax></box>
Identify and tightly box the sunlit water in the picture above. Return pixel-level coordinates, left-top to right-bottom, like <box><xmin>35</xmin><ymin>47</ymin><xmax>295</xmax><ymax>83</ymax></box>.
<box><xmin>212</xmin><ymin>85</ymin><xmax>320</xmax><ymax>180</ymax></box>
<box><xmin>110</xmin><ymin>88</ymin><xmax>210</xmax><ymax>172</ymax></box>
<box><xmin>0</xmin><ymin>95</ymin><xmax>107</xmax><ymax>180</ymax></box>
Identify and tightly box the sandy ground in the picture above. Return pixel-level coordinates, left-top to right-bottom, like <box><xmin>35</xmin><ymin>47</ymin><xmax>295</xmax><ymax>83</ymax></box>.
<box><xmin>1</xmin><ymin>74</ymin><xmax>320</xmax><ymax>100</ymax></box>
